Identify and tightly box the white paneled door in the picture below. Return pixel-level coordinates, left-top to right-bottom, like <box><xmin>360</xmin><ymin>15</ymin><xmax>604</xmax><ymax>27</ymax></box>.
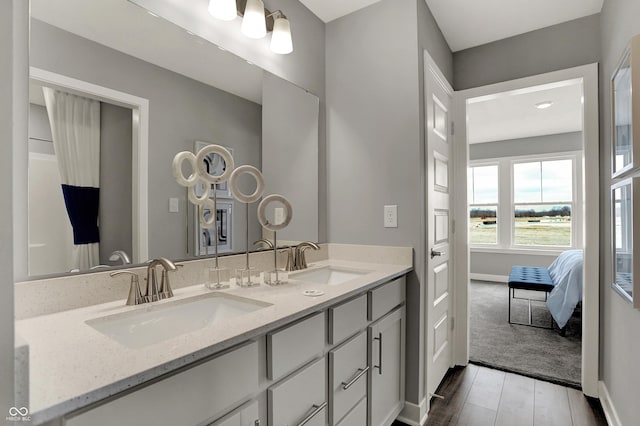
<box><xmin>424</xmin><ymin>51</ymin><xmax>454</xmax><ymax>399</ymax></box>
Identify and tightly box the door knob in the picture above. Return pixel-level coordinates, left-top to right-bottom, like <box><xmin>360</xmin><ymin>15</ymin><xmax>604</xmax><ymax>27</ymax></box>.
<box><xmin>430</xmin><ymin>248</ymin><xmax>445</xmax><ymax>259</ymax></box>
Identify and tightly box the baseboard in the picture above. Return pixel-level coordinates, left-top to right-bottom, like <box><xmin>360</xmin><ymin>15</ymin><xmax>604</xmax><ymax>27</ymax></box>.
<box><xmin>599</xmin><ymin>381</ymin><xmax>622</xmax><ymax>426</ymax></box>
<box><xmin>470</xmin><ymin>273</ymin><xmax>508</xmax><ymax>283</ymax></box>
<box><xmin>397</xmin><ymin>398</ymin><xmax>428</xmax><ymax>426</ymax></box>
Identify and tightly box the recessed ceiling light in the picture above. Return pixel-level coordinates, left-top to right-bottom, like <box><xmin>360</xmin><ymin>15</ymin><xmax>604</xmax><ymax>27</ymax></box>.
<box><xmin>535</xmin><ymin>101</ymin><xmax>553</xmax><ymax>109</ymax></box>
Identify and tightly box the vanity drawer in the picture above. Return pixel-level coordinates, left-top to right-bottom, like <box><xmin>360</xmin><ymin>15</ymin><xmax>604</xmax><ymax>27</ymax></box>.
<box><xmin>329</xmin><ymin>331</ymin><xmax>368</xmax><ymax>425</ymax></box>
<box><xmin>65</xmin><ymin>341</ymin><xmax>259</xmax><ymax>426</ymax></box>
<box><xmin>267</xmin><ymin>312</ymin><xmax>325</xmax><ymax>381</ymax></box>
<box><xmin>210</xmin><ymin>400</ymin><xmax>259</xmax><ymax>426</ymax></box>
<box><xmin>329</xmin><ymin>294</ymin><xmax>368</xmax><ymax>345</ymax></box>
<box><xmin>368</xmin><ymin>277</ymin><xmax>405</xmax><ymax>322</ymax></box>
<box><xmin>336</xmin><ymin>397</ymin><xmax>367</xmax><ymax>426</ymax></box>
<box><xmin>268</xmin><ymin>357</ymin><xmax>327</xmax><ymax>426</ymax></box>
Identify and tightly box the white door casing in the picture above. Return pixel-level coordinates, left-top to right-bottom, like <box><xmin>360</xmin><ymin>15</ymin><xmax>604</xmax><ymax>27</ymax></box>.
<box><xmin>424</xmin><ymin>51</ymin><xmax>454</xmax><ymax>398</ymax></box>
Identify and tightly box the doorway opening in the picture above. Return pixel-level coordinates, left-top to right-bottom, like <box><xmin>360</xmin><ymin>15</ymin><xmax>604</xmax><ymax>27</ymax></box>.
<box><xmin>452</xmin><ymin>64</ymin><xmax>599</xmax><ymax>396</ymax></box>
<box><xmin>466</xmin><ymin>78</ymin><xmax>585</xmax><ymax>386</ymax></box>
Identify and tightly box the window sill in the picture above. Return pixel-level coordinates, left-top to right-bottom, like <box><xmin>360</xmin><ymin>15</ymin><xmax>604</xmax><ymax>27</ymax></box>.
<box><xmin>470</xmin><ymin>247</ymin><xmax>569</xmax><ymax>256</ymax></box>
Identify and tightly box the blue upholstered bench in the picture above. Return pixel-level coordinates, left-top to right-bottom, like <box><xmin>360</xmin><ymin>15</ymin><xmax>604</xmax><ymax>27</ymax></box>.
<box><xmin>508</xmin><ymin>266</ymin><xmax>555</xmax><ymax>328</ymax></box>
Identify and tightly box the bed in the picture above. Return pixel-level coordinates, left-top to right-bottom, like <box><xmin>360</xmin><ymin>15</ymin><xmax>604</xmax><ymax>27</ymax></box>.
<box><xmin>546</xmin><ymin>249</ymin><xmax>584</xmax><ymax>329</ymax></box>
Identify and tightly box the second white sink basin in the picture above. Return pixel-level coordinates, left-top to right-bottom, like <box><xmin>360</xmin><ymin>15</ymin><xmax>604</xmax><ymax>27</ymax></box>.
<box><xmin>86</xmin><ymin>293</ymin><xmax>271</xmax><ymax>349</ymax></box>
<box><xmin>290</xmin><ymin>266</ymin><xmax>370</xmax><ymax>285</ymax></box>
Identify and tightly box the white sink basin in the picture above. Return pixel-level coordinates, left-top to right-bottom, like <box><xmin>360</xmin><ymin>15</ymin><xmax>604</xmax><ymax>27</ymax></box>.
<box><xmin>86</xmin><ymin>293</ymin><xmax>271</xmax><ymax>349</ymax></box>
<box><xmin>290</xmin><ymin>266</ymin><xmax>370</xmax><ymax>285</ymax></box>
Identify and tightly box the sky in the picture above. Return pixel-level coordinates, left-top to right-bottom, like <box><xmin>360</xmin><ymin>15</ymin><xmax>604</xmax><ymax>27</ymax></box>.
<box><xmin>470</xmin><ymin>160</ymin><xmax>572</xmax><ymax>205</ymax></box>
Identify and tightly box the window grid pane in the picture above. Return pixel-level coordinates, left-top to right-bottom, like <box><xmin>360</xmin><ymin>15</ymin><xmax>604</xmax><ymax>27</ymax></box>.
<box><xmin>470</xmin><ymin>206</ymin><xmax>497</xmax><ymax>244</ymax></box>
<box><xmin>513</xmin><ymin>162</ymin><xmax>542</xmax><ymax>203</ymax></box>
<box><xmin>513</xmin><ymin>204</ymin><xmax>572</xmax><ymax>246</ymax></box>
<box><xmin>471</xmin><ymin>165</ymin><xmax>498</xmax><ymax>204</ymax></box>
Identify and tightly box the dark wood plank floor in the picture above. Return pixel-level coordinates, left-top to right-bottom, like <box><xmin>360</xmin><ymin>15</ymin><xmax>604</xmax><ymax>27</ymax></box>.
<box><xmin>393</xmin><ymin>364</ymin><xmax>607</xmax><ymax>426</ymax></box>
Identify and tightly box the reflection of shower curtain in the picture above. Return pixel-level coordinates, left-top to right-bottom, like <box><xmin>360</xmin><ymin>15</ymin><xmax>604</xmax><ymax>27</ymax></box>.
<box><xmin>43</xmin><ymin>88</ymin><xmax>100</xmax><ymax>270</ymax></box>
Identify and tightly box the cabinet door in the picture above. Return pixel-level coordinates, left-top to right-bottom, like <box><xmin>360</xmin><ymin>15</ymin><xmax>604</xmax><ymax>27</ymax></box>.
<box><xmin>368</xmin><ymin>307</ymin><xmax>405</xmax><ymax>426</ymax></box>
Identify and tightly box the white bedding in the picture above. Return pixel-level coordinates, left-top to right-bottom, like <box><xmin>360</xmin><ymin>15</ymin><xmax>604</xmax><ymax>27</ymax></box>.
<box><xmin>546</xmin><ymin>249</ymin><xmax>584</xmax><ymax>329</ymax></box>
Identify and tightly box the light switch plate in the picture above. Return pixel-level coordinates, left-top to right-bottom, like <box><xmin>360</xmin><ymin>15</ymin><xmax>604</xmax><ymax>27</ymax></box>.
<box><xmin>169</xmin><ymin>197</ymin><xmax>179</xmax><ymax>213</ymax></box>
<box><xmin>384</xmin><ymin>205</ymin><xmax>397</xmax><ymax>228</ymax></box>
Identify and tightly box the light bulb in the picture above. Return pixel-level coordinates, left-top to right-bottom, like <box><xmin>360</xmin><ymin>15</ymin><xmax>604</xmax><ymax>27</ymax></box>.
<box><xmin>208</xmin><ymin>0</ymin><xmax>237</xmax><ymax>21</ymax></box>
<box><xmin>241</xmin><ymin>0</ymin><xmax>266</xmax><ymax>39</ymax></box>
<box><xmin>271</xmin><ymin>17</ymin><xmax>293</xmax><ymax>54</ymax></box>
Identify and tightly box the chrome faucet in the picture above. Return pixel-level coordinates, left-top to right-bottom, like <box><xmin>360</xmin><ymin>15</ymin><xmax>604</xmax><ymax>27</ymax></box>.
<box><xmin>145</xmin><ymin>258</ymin><xmax>177</xmax><ymax>302</ymax></box>
<box><xmin>293</xmin><ymin>242</ymin><xmax>320</xmax><ymax>270</ymax></box>
<box><xmin>109</xmin><ymin>250</ymin><xmax>131</xmax><ymax>265</ymax></box>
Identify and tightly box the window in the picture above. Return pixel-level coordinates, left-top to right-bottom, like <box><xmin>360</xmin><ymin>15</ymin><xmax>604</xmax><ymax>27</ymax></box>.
<box><xmin>468</xmin><ymin>153</ymin><xmax>580</xmax><ymax>250</ymax></box>
<box><xmin>513</xmin><ymin>159</ymin><xmax>573</xmax><ymax>247</ymax></box>
<box><xmin>469</xmin><ymin>165</ymin><xmax>498</xmax><ymax>244</ymax></box>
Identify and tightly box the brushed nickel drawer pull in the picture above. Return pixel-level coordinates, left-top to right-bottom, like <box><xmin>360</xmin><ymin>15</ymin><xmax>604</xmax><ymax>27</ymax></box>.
<box><xmin>374</xmin><ymin>332</ymin><xmax>383</xmax><ymax>374</ymax></box>
<box><xmin>296</xmin><ymin>402</ymin><xmax>327</xmax><ymax>426</ymax></box>
<box><xmin>341</xmin><ymin>366</ymin><xmax>370</xmax><ymax>390</ymax></box>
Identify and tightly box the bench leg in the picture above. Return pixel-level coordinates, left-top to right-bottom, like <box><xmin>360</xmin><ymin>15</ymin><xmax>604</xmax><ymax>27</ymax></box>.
<box><xmin>508</xmin><ymin>287</ymin><xmax>512</xmax><ymax>324</ymax></box>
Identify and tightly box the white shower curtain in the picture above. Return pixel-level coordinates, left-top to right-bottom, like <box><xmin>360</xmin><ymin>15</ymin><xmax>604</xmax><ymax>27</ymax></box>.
<box><xmin>43</xmin><ymin>88</ymin><xmax>101</xmax><ymax>271</ymax></box>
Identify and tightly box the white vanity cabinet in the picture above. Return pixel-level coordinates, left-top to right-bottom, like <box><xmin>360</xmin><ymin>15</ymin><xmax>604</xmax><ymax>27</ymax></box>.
<box><xmin>56</xmin><ymin>275</ymin><xmax>407</xmax><ymax>426</ymax></box>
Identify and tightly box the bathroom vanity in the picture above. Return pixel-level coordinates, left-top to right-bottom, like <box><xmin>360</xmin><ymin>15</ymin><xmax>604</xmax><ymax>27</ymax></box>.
<box><xmin>15</xmin><ymin>244</ymin><xmax>412</xmax><ymax>426</ymax></box>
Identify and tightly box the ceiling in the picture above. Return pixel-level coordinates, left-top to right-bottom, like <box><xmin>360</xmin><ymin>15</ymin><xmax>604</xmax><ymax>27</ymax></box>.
<box><xmin>467</xmin><ymin>80</ymin><xmax>583</xmax><ymax>144</ymax></box>
<box><xmin>300</xmin><ymin>0</ymin><xmax>603</xmax><ymax>52</ymax></box>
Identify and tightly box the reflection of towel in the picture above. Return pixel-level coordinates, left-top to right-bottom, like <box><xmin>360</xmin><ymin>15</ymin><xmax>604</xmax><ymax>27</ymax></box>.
<box><xmin>546</xmin><ymin>249</ymin><xmax>583</xmax><ymax>328</ymax></box>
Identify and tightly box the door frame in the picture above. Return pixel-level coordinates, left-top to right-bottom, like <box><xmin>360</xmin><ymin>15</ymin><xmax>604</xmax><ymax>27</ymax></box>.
<box><xmin>451</xmin><ymin>63</ymin><xmax>600</xmax><ymax>396</ymax></box>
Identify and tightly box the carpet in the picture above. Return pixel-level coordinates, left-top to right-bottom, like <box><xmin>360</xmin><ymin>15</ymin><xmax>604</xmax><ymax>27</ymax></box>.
<box><xmin>470</xmin><ymin>280</ymin><xmax>582</xmax><ymax>388</ymax></box>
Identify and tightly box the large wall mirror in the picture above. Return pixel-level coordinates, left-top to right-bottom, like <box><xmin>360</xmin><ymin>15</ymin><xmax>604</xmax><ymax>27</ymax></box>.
<box><xmin>24</xmin><ymin>0</ymin><xmax>319</xmax><ymax>278</ymax></box>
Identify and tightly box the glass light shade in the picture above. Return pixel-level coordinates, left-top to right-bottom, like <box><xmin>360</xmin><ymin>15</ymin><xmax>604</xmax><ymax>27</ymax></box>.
<box><xmin>271</xmin><ymin>17</ymin><xmax>293</xmax><ymax>54</ymax></box>
<box><xmin>241</xmin><ymin>0</ymin><xmax>266</xmax><ymax>39</ymax></box>
<box><xmin>208</xmin><ymin>0</ymin><xmax>237</xmax><ymax>21</ymax></box>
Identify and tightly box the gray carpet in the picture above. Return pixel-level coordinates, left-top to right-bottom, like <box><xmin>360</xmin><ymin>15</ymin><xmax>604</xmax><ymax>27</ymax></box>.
<box><xmin>470</xmin><ymin>280</ymin><xmax>582</xmax><ymax>388</ymax></box>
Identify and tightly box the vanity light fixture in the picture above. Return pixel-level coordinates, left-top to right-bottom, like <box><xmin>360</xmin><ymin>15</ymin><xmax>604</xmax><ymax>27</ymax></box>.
<box><xmin>208</xmin><ymin>0</ymin><xmax>238</xmax><ymax>21</ymax></box>
<box><xmin>241</xmin><ymin>0</ymin><xmax>267</xmax><ymax>39</ymax></box>
<box><xmin>270</xmin><ymin>14</ymin><xmax>293</xmax><ymax>54</ymax></box>
<box><xmin>535</xmin><ymin>101</ymin><xmax>553</xmax><ymax>109</ymax></box>
<box><xmin>207</xmin><ymin>0</ymin><xmax>293</xmax><ymax>54</ymax></box>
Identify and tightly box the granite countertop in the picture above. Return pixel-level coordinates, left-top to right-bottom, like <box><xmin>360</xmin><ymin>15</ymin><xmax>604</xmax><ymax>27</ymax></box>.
<box><xmin>16</xmin><ymin>258</ymin><xmax>412</xmax><ymax>424</ymax></box>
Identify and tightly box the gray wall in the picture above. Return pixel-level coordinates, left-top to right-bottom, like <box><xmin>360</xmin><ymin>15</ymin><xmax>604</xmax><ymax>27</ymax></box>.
<box><xmin>453</xmin><ymin>14</ymin><xmax>601</xmax><ymax>90</ymax></box>
<box><xmin>99</xmin><ymin>103</ymin><xmax>133</xmax><ymax>265</ymax></box>
<box><xmin>471</xmin><ymin>252</ymin><xmax>557</xmax><ymax>278</ymax></box>
<box><xmin>470</xmin><ymin>132</ymin><xmax>582</xmax><ymax>161</ymax></box>
<box><xmin>326</xmin><ymin>0</ymin><xmax>452</xmax><ymax>407</ymax></box>
<box><xmin>30</xmin><ymin>19</ymin><xmax>262</xmax><ymax>262</ymax></box>
<box><xmin>262</xmin><ymin>73</ymin><xmax>319</xmax><ymax>242</ymax></box>
<box><xmin>2</xmin><ymin>0</ymin><xmax>28</xmax><ymax>415</ymax></box>
<box><xmin>600</xmin><ymin>1</ymin><xmax>640</xmax><ymax>424</ymax></box>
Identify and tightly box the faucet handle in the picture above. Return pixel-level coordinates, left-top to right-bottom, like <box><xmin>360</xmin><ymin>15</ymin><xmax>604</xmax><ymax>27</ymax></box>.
<box><xmin>159</xmin><ymin>264</ymin><xmax>182</xmax><ymax>299</ymax></box>
<box><xmin>110</xmin><ymin>271</ymin><xmax>144</xmax><ymax>305</ymax></box>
